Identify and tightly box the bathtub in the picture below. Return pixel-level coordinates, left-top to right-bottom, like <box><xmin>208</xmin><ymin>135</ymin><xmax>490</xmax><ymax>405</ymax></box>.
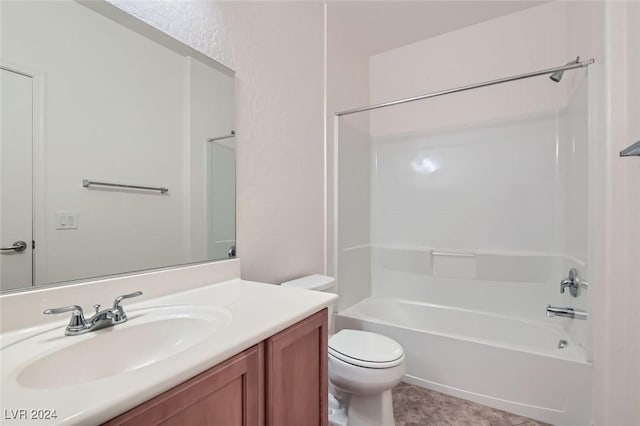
<box><xmin>335</xmin><ymin>298</ymin><xmax>591</xmax><ymax>426</ymax></box>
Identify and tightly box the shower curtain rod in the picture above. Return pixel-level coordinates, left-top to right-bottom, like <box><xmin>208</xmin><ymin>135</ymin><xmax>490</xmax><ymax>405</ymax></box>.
<box><xmin>335</xmin><ymin>58</ymin><xmax>595</xmax><ymax>117</ymax></box>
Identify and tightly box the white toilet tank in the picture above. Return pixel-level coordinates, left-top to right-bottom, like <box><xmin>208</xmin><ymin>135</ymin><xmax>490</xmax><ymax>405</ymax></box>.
<box><xmin>281</xmin><ymin>274</ymin><xmax>336</xmax><ymax>331</ymax></box>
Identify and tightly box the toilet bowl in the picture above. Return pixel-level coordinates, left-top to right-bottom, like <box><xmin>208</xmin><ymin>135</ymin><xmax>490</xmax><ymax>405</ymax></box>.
<box><xmin>328</xmin><ymin>329</ymin><xmax>406</xmax><ymax>426</ymax></box>
<box><xmin>281</xmin><ymin>275</ymin><xmax>406</xmax><ymax>426</ymax></box>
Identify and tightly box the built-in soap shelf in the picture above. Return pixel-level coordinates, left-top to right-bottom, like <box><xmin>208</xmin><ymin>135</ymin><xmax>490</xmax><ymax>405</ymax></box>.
<box><xmin>370</xmin><ymin>245</ymin><xmax>586</xmax><ymax>284</ymax></box>
<box><xmin>431</xmin><ymin>250</ymin><xmax>477</xmax><ymax>279</ymax></box>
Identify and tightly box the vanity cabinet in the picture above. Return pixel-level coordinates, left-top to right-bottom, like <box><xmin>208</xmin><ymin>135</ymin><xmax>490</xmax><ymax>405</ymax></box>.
<box><xmin>104</xmin><ymin>309</ymin><xmax>327</xmax><ymax>426</ymax></box>
<box><xmin>266</xmin><ymin>308</ymin><xmax>328</xmax><ymax>426</ymax></box>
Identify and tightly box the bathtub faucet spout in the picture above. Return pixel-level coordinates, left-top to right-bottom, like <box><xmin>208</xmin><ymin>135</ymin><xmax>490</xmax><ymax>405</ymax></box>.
<box><xmin>546</xmin><ymin>305</ymin><xmax>588</xmax><ymax>320</ymax></box>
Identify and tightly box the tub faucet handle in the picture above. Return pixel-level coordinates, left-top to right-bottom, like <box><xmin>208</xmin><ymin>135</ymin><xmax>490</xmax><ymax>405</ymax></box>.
<box><xmin>560</xmin><ymin>268</ymin><xmax>588</xmax><ymax>297</ymax></box>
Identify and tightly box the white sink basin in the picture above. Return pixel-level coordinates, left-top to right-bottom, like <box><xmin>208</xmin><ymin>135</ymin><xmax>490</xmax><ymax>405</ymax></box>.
<box><xmin>13</xmin><ymin>305</ymin><xmax>231</xmax><ymax>389</ymax></box>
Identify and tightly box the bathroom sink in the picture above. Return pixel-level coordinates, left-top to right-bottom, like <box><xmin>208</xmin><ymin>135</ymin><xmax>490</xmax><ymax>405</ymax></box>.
<box><xmin>14</xmin><ymin>305</ymin><xmax>231</xmax><ymax>389</ymax></box>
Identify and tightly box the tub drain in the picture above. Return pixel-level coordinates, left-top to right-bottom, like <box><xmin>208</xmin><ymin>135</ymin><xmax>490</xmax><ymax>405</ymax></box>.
<box><xmin>558</xmin><ymin>339</ymin><xmax>568</xmax><ymax>349</ymax></box>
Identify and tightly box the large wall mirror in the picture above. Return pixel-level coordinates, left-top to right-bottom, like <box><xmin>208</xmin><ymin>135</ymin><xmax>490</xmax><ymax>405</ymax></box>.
<box><xmin>0</xmin><ymin>0</ymin><xmax>236</xmax><ymax>293</ymax></box>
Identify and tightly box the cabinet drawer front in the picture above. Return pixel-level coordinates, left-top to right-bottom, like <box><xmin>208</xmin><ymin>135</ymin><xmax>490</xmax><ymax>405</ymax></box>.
<box><xmin>104</xmin><ymin>344</ymin><xmax>264</xmax><ymax>426</ymax></box>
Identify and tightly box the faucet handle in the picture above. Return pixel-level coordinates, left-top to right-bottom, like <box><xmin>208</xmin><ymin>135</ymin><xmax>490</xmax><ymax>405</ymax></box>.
<box><xmin>560</xmin><ymin>268</ymin><xmax>589</xmax><ymax>297</ymax></box>
<box><xmin>44</xmin><ymin>305</ymin><xmax>84</xmax><ymax>315</ymax></box>
<box><xmin>111</xmin><ymin>291</ymin><xmax>143</xmax><ymax>323</ymax></box>
<box><xmin>43</xmin><ymin>305</ymin><xmax>87</xmax><ymax>332</ymax></box>
<box><xmin>112</xmin><ymin>291</ymin><xmax>143</xmax><ymax>308</ymax></box>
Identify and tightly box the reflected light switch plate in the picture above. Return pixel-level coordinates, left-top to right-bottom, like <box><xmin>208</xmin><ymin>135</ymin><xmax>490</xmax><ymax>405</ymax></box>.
<box><xmin>56</xmin><ymin>211</ymin><xmax>78</xmax><ymax>230</ymax></box>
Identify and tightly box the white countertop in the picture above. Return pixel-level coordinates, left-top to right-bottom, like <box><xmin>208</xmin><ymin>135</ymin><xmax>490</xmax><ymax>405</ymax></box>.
<box><xmin>0</xmin><ymin>279</ymin><xmax>337</xmax><ymax>425</ymax></box>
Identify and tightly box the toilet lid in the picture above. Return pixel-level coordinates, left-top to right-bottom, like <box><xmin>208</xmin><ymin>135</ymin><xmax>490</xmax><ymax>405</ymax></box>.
<box><xmin>329</xmin><ymin>330</ymin><xmax>404</xmax><ymax>369</ymax></box>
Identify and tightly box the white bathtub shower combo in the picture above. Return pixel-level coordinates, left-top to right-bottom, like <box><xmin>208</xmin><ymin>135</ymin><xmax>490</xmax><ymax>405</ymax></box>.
<box><xmin>334</xmin><ymin>53</ymin><xmax>594</xmax><ymax>425</ymax></box>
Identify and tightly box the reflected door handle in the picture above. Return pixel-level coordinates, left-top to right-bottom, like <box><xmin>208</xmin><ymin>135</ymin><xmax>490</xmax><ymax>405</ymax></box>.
<box><xmin>0</xmin><ymin>241</ymin><xmax>27</xmax><ymax>252</ymax></box>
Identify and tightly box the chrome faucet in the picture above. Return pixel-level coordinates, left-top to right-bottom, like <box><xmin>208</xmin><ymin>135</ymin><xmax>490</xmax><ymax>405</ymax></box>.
<box><xmin>44</xmin><ymin>291</ymin><xmax>143</xmax><ymax>336</ymax></box>
<box><xmin>560</xmin><ymin>268</ymin><xmax>588</xmax><ymax>297</ymax></box>
<box><xmin>546</xmin><ymin>305</ymin><xmax>588</xmax><ymax>320</ymax></box>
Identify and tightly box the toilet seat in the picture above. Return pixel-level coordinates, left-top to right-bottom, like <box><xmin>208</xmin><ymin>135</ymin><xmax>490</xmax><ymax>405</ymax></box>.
<box><xmin>329</xmin><ymin>330</ymin><xmax>404</xmax><ymax>369</ymax></box>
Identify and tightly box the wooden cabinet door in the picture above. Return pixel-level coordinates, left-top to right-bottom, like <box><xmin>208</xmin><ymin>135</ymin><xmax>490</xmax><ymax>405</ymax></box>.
<box><xmin>104</xmin><ymin>344</ymin><xmax>264</xmax><ymax>426</ymax></box>
<box><xmin>265</xmin><ymin>309</ymin><xmax>328</xmax><ymax>426</ymax></box>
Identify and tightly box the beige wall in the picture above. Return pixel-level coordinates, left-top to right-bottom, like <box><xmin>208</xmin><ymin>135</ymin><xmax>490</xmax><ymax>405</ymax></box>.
<box><xmin>111</xmin><ymin>1</ymin><xmax>325</xmax><ymax>284</ymax></box>
<box><xmin>369</xmin><ymin>2</ymin><xmax>568</xmax><ymax>136</ymax></box>
<box><xmin>591</xmin><ymin>1</ymin><xmax>640</xmax><ymax>425</ymax></box>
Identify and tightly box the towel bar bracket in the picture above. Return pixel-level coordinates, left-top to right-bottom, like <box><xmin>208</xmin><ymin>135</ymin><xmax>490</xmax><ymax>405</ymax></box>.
<box><xmin>620</xmin><ymin>140</ymin><xmax>640</xmax><ymax>157</ymax></box>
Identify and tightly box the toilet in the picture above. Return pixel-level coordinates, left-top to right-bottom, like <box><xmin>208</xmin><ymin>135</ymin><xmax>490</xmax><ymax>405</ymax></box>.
<box><xmin>281</xmin><ymin>275</ymin><xmax>406</xmax><ymax>426</ymax></box>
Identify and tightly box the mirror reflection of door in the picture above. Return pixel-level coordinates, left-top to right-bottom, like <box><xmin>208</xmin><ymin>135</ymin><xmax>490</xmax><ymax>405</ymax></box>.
<box><xmin>208</xmin><ymin>140</ymin><xmax>236</xmax><ymax>260</ymax></box>
<box><xmin>1</xmin><ymin>67</ymin><xmax>34</xmax><ymax>291</ymax></box>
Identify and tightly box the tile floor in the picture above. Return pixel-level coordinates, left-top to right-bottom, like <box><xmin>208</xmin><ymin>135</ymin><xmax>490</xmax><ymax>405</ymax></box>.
<box><xmin>392</xmin><ymin>382</ymin><xmax>550</xmax><ymax>426</ymax></box>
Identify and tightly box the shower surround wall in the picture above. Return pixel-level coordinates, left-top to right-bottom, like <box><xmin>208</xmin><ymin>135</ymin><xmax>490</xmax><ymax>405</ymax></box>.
<box><xmin>327</xmin><ymin>5</ymin><xmax>372</xmax><ymax>311</ymax></box>
<box><xmin>366</xmin><ymin>1</ymin><xmax>590</xmax><ymax>350</ymax></box>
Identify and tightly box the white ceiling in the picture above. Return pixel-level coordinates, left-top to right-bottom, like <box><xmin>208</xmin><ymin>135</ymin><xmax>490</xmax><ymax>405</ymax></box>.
<box><xmin>328</xmin><ymin>1</ymin><xmax>547</xmax><ymax>55</ymax></box>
